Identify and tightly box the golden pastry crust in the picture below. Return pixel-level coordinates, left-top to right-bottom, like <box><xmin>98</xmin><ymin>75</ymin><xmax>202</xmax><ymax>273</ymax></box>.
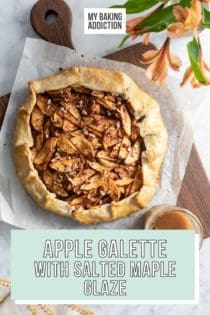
<box><xmin>13</xmin><ymin>66</ymin><xmax>168</xmax><ymax>224</ymax></box>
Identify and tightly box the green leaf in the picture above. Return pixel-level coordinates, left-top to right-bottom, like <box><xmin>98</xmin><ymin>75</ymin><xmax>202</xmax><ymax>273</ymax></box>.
<box><xmin>133</xmin><ymin>0</ymin><xmax>191</xmax><ymax>34</ymax></box>
<box><xmin>202</xmin><ymin>8</ymin><xmax>210</xmax><ymax>28</ymax></box>
<box><xmin>116</xmin><ymin>0</ymin><xmax>192</xmax><ymax>48</ymax></box>
<box><xmin>180</xmin><ymin>0</ymin><xmax>191</xmax><ymax>7</ymax></box>
<box><xmin>135</xmin><ymin>5</ymin><xmax>174</xmax><ymax>33</ymax></box>
<box><xmin>110</xmin><ymin>0</ymin><xmax>164</xmax><ymax>14</ymax></box>
<box><xmin>118</xmin><ymin>35</ymin><xmax>131</xmax><ymax>48</ymax></box>
<box><xmin>187</xmin><ymin>38</ymin><xmax>207</xmax><ymax>85</ymax></box>
<box><xmin>111</xmin><ymin>0</ymin><xmax>191</xmax><ymax>14</ymax></box>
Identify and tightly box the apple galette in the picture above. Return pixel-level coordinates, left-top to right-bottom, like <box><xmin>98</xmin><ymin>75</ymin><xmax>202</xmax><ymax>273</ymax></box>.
<box><xmin>13</xmin><ymin>66</ymin><xmax>168</xmax><ymax>224</ymax></box>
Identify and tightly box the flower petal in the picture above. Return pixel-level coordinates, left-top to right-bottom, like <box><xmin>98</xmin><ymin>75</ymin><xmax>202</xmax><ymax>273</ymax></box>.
<box><xmin>201</xmin><ymin>65</ymin><xmax>210</xmax><ymax>83</ymax></box>
<box><xmin>173</xmin><ymin>6</ymin><xmax>189</xmax><ymax>22</ymax></box>
<box><xmin>142</xmin><ymin>33</ymin><xmax>150</xmax><ymax>45</ymax></box>
<box><xmin>190</xmin><ymin>76</ymin><xmax>202</xmax><ymax>88</ymax></box>
<box><xmin>180</xmin><ymin>67</ymin><xmax>193</xmax><ymax>87</ymax></box>
<box><xmin>203</xmin><ymin>61</ymin><xmax>210</xmax><ymax>72</ymax></box>
<box><xmin>141</xmin><ymin>49</ymin><xmax>160</xmax><ymax>64</ymax></box>
<box><xmin>166</xmin><ymin>45</ymin><xmax>181</xmax><ymax>71</ymax></box>
<box><xmin>146</xmin><ymin>53</ymin><xmax>168</xmax><ymax>85</ymax></box>
<box><xmin>168</xmin><ymin>22</ymin><xmax>188</xmax><ymax>38</ymax></box>
<box><xmin>126</xmin><ymin>17</ymin><xmax>144</xmax><ymax>34</ymax></box>
<box><xmin>185</xmin><ymin>0</ymin><xmax>202</xmax><ymax>30</ymax></box>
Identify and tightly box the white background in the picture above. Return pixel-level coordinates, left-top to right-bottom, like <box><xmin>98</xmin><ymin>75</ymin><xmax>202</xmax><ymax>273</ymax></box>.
<box><xmin>0</xmin><ymin>1</ymin><xmax>209</xmax><ymax>314</ymax></box>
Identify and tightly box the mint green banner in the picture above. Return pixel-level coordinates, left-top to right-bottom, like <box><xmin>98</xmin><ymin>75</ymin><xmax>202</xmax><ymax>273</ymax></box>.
<box><xmin>11</xmin><ymin>230</ymin><xmax>196</xmax><ymax>301</ymax></box>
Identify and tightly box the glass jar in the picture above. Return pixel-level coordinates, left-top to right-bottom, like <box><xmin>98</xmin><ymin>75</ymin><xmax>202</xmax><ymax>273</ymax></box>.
<box><xmin>145</xmin><ymin>205</ymin><xmax>204</xmax><ymax>248</ymax></box>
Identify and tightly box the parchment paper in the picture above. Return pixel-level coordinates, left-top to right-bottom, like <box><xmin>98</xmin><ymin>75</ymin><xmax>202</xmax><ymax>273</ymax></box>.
<box><xmin>0</xmin><ymin>38</ymin><xmax>194</xmax><ymax>230</ymax></box>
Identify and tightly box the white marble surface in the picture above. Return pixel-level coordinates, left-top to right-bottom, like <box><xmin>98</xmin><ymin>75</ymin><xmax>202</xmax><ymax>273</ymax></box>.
<box><xmin>0</xmin><ymin>0</ymin><xmax>209</xmax><ymax>314</ymax></box>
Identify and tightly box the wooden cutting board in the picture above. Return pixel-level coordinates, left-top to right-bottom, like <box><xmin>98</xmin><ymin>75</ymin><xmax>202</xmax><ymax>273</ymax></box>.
<box><xmin>0</xmin><ymin>0</ymin><xmax>209</xmax><ymax>236</ymax></box>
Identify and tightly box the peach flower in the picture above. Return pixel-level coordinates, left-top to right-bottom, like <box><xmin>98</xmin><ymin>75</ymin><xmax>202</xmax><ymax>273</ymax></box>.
<box><xmin>168</xmin><ymin>0</ymin><xmax>202</xmax><ymax>38</ymax></box>
<box><xmin>141</xmin><ymin>38</ymin><xmax>181</xmax><ymax>84</ymax></box>
<box><xmin>126</xmin><ymin>16</ymin><xmax>150</xmax><ymax>44</ymax></box>
<box><xmin>181</xmin><ymin>60</ymin><xmax>210</xmax><ymax>88</ymax></box>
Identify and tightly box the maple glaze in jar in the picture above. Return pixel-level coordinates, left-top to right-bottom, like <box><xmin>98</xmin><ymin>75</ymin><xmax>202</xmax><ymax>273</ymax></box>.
<box><xmin>145</xmin><ymin>205</ymin><xmax>203</xmax><ymax>247</ymax></box>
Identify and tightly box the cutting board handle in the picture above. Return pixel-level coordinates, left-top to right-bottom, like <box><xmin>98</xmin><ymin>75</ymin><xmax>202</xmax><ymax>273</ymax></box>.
<box><xmin>30</xmin><ymin>0</ymin><xmax>75</xmax><ymax>49</ymax></box>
